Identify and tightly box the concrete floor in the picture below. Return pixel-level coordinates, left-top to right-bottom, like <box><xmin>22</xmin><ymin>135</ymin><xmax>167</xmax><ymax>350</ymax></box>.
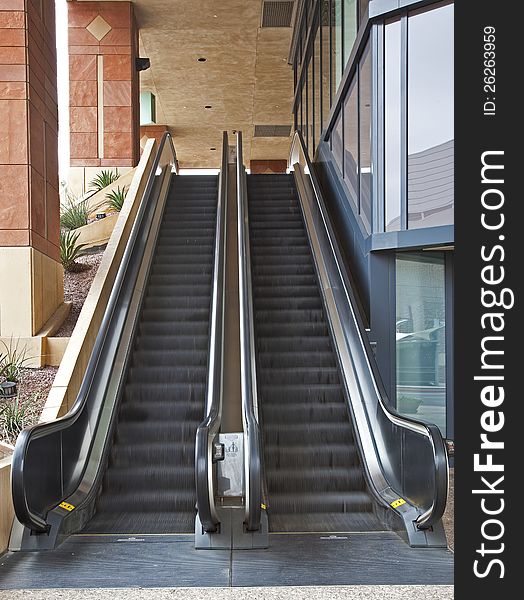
<box><xmin>0</xmin><ymin>473</ymin><xmax>455</xmax><ymax>598</ymax></box>
<box><xmin>0</xmin><ymin>586</ymin><xmax>454</xmax><ymax>599</ymax></box>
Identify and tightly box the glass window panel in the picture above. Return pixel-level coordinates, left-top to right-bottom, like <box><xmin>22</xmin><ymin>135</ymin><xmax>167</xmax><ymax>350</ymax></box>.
<box><xmin>359</xmin><ymin>0</ymin><xmax>369</xmax><ymax>24</ymax></box>
<box><xmin>307</xmin><ymin>58</ymin><xmax>314</xmax><ymax>156</ymax></box>
<box><xmin>343</xmin><ymin>0</ymin><xmax>358</xmax><ymax>67</ymax></box>
<box><xmin>343</xmin><ymin>77</ymin><xmax>358</xmax><ymax>206</ymax></box>
<box><xmin>314</xmin><ymin>24</ymin><xmax>321</xmax><ymax>149</ymax></box>
<box><xmin>384</xmin><ymin>18</ymin><xmax>402</xmax><ymax>232</ymax></box>
<box><xmin>331</xmin><ymin>0</ymin><xmax>343</xmax><ymax>98</ymax></box>
<box><xmin>297</xmin><ymin>82</ymin><xmax>302</xmax><ymax>138</ymax></box>
<box><xmin>331</xmin><ymin>109</ymin><xmax>343</xmax><ymax>175</ymax></box>
<box><xmin>407</xmin><ymin>3</ymin><xmax>454</xmax><ymax>229</ymax></box>
<box><xmin>359</xmin><ymin>41</ymin><xmax>372</xmax><ymax>233</ymax></box>
<box><xmin>301</xmin><ymin>77</ymin><xmax>307</xmax><ymax>143</ymax></box>
<box><xmin>321</xmin><ymin>1</ymin><xmax>331</xmax><ymax>125</ymax></box>
<box><xmin>396</xmin><ymin>252</ymin><xmax>446</xmax><ymax>436</ymax></box>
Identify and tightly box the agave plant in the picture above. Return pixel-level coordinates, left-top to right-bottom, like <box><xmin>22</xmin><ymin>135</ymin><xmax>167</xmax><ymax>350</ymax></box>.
<box><xmin>60</xmin><ymin>193</ymin><xmax>90</xmax><ymax>230</ymax></box>
<box><xmin>60</xmin><ymin>229</ymin><xmax>87</xmax><ymax>272</ymax></box>
<box><xmin>89</xmin><ymin>169</ymin><xmax>119</xmax><ymax>192</ymax></box>
<box><xmin>105</xmin><ymin>186</ymin><xmax>128</xmax><ymax>212</ymax></box>
<box><xmin>0</xmin><ymin>338</ymin><xmax>30</xmax><ymax>384</ymax></box>
<box><xmin>0</xmin><ymin>395</ymin><xmax>34</xmax><ymax>443</ymax></box>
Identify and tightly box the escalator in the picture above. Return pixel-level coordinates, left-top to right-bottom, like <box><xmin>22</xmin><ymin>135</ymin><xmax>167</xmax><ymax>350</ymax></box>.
<box><xmin>84</xmin><ymin>175</ymin><xmax>217</xmax><ymax>534</ymax></box>
<box><xmin>9</xmin><ymin>135</ymin><xmax>228</xmax><ymax>549</ymax></box>
<box><xmin>247</xmin><ymin>174</ymin><xmax>382</xmax><ymax>533</ymax></box>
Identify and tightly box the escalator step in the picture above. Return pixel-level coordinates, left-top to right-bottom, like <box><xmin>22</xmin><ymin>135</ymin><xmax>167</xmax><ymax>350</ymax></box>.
<box><xmin>267</xmin><ymin>467</ymin><xmax>365</xmax><ymax>493</ymax></box>
<box><xmin>264</xmin><ymin>443</ymin><xmax>360</xmax><ymax>469</ymax></box>
<box><xmin>135</xmin><ymin>334</ymin><xmax>208</xmax><ymax>351</ymax></box>
<box><xmin>116</xmin><ymin>420</ymin><xmax>200</xmax><ymax>444</ymax></box>
<box><xmin>263</xmin><ymin>422</ymin><xmax>352</xmax><ymax>445</ymax></box>
<box><xmin>248</xmin><ymin>174</ymin><xmax>380</xmax><ymax>533</ymax></box>
<box><xmin>269</xmin><ymin>491</ymin><xmax>373</xmax><ymax>514</ymax></box>
<box><xmin>87</xmin><ymin>175</ymin><xmax>217</xmax><ymax>535</ymax></box>
<box><xmin>124</xmin><ymin>382</ymin><xmax>205</xmax><ymax>402</ymax></box>
<box><xmin>127</xmin><ymin>365</ymin><xmax>207</xmax><ymax>384</ymax></box>
<box><xmin>111</xmin><ymin>441</ymin><xmax>196</xmax><ymax>468</ymax></box>
<box><xmin>120</xmin><ymin>401</ymin><xmax>202</xmax><ymax>422</ymax></box>
<box><xmin>132</xmin><ymin>349</ymin><xmax>207</xmax><ymax>367</ymax></box>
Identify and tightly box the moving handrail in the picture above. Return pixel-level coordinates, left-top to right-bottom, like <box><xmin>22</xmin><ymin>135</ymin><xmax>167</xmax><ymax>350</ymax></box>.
<box><xmin>236</xmin><ymin>132</ymin><xmax>263</xmax><ymax>532</ymax></box>
<box><xmin>11</xmin><ymin>134</ymin><xmax>178</xmax><ymax>534</ymax></box>
<box><xmin>290</xmin><ymin>131</ymin><xmax>448</xmax><ymax>537</ymax></box>
<box><xmin>195</xmin><ymin>131</ymin><xmax>229</xmax><ymax>533</ymax></box>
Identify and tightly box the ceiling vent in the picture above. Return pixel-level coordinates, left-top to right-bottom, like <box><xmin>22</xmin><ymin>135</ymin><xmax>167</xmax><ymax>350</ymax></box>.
<box><xmin>254</xmin><ymin>124</ymin><xmax>292</xmax><ymax>138</ymax></box>
<box><xmin>261</xmin><ymin>1</ymin><xmax>294</xmax><ymax>27</ymax></box>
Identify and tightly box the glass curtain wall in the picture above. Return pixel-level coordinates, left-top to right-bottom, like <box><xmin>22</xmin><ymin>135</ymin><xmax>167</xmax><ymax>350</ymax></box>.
<box><xmin>331</xmin><ymin>1</ymin><xmax>343</xmax><ymax>98</ymax></box>
<box><xmin>343</xmin><ymin>78</ymin><xmax>358</xmax><ymax>205</ymax></box>
<box><xmin>407</xmin><ymin>2</ymin><xmax>454</xmax><ymax>229</ymax></box>
<box><xmin>321</xmin><ymin>1</ymin><xmax>331</xmax><ymax>129</ymax></box>
<box><xmin>358</xmin><ymin>41</ymin><xmax>372</xmax><ymax>233</ymax></box>
<box><xmin>384</xmin><ymin>18</ymin><xmax>402</xmax><ymax>232</ymax></box>
<box><xmin>314</xmin><ymin>20</ymin><xmax>322</xmax><ymax>149</ymax></box>
<box><xmin>344</xmin><ymin>1</ymin><xmax>358</xmax><ymax>67</ymax></box>
<box><xmin>384</xmin><ymin>2</ymin><xmax>454</xmax><ymax>233</ymax></box>
<box><xmin>396</xmin><ymin>252</ymin><xmax>446</xmax><ymax>435</ymax></box>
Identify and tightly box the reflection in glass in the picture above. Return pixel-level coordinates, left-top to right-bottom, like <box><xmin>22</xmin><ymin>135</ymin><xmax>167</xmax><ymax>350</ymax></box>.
<box><xmin>314</xmin><ymin>23</ymin><xmax>322</xmax><ymax>149</ymax></box>
<box><xmin>301</xmin><ymin>79</ymin><xmax>307</xmax><ymax>145</ymax></box>
<box><xmin>331</xmin><ymin>0</ymin><xmax>343</xmax><ymax>98</ymax></box>
<box><xmin>307</xmin><ymin>59</ymin><xmax>314</xmax><ymax>156</ymax></box>
<box><xmin>396</xmin><ymin>252</ymin><xmax>446</xmax><ymax>436</ymax></box>
<box><xmin>407</xmin><ymin>3</ymin><xmax>454</xmax><ymax>229</ymax></box>
<box><xmin>384</xmin><ymin>18</ymin><xmax>402</xmax><ymax>232</ymax></box>
<box><xmin>321</xmin><ymin>1</ymin><xmax>331</xmax><ymax>127</ymax></box>
<box><xmin>359</xmin><ymin>41</ymin><xmax>372</xmax><ymax>233</ymax></box>
<box><xmin>343</xmin><ymin>0</ymin><xmax>358</xmax><ymax>68</ymax></box>
<box><xmin>331</xmin><ymin>109</ymin><xmax>343</xmax><ymax>175</ymax></box>
<box><xmin>343</xmin><ymin>78</ymin><xmax>358</xmax><ymax>205</ymax></box>
<box><xmin>359</xmin><ymin>0</ymin><xmax>369</xmax><ymax>24</ymax></box>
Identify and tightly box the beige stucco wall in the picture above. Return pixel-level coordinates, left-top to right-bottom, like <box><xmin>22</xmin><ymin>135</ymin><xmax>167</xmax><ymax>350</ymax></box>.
<box><xmin>0</xmin><ymin>247</ymin><xmax>64</xmax><ymax>339</ymax></box>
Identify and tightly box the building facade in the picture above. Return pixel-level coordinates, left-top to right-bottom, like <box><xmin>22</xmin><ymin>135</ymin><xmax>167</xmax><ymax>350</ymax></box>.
<box><xmin>291</xmin><ymin>0</ymin><xmax>454</xmax><ymax>438</ymax></box>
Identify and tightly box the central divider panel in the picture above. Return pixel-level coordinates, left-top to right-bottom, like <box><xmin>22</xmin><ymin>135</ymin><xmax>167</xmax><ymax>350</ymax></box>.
<box><xmin>85</xmin><ymin>176</ymin><xmax>218</xmax><ymax>534</ymax></box>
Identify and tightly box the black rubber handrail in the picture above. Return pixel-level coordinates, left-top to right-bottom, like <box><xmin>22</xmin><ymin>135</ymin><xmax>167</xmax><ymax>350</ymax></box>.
<box><xmin>236</xmin><ymin>132</ymin><xmax>262</xmax><ymax>532</ymax></box>
<box><xmin>291</xmin><ymin>130</ymin><xmax>448</xmax><ymax>531</ymax></box>
<box><xmin>195</xmin><ymin>131</ymin><xmax>229</xmax><ymax>533</ymax></box>
<box><xmin>11</xmin><ymin>134</ymin><xmax>177</xmax><ymax>533</ymax></box>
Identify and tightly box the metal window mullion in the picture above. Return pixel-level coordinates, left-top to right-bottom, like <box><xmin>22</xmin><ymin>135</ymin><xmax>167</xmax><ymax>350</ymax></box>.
<box><xmin>372</xmin><ymin>22</ymin><xmax>384</xmax><ymax>234</ymax></box>
<box><xmin>400</xmin><ymin>14</ymin><xmax>408</xmax><ymax>231</ymax></box>
<box><xmin>357</xmin><ymin>52</ymin><xmax>361</xmax><ymax>215</ymax></box>
<box><xmin>444</xmin><ymin>252</ymin><xmax>454</xmax><ymax>440</ymax></box>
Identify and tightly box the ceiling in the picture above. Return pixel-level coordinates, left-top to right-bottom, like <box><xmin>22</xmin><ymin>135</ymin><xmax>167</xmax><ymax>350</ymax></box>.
<box><xmin>127</xmin><ymin>0</ymin><xmax>296</xmax><ymax>168</ymax></box>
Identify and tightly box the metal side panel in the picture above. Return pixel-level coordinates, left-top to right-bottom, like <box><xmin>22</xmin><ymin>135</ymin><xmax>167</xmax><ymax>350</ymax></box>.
<box><xmin>10</xmin><ymin>136</ymin><xmax>178</xmax><ymax>551</ymax></box>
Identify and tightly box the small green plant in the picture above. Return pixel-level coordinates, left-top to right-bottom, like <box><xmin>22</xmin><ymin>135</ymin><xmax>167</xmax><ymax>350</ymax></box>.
<box><xmin>60</xmin><ymin>229</ymin><xmax>87</xmax><ymax>272</ymax></box>
<box><xmin>0</xmin><ymin>395</ymin><xmax>32</xmax><ymax>443</ymax></box>
<box><xmin>105</xmin><ymin>186</ymin><xmax>128</xmax><ymax>212</ymax></box>
<box><xmin>90</xmin><ymin>169</ymin><xmax>119</xmax><ymax>192</ymax></box>
<box><xmin>0</xmin><ymin>339</ymin><xmax>30</xmax><ymax>383</ymax></box>
<box><xmin>60</xmin><ymin>193</ymin><xmax>90</xmax><ymax>230</ymax></box>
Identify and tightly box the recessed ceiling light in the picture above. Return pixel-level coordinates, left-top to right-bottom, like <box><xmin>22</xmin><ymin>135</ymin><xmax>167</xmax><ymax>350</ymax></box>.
<box><xmin>204</xmin><ymin>105</ymin><xmax>212</xmax><ymax>109</ymax></box>
<box><xmin>213</xmin><ymin>14</ymin><xmax>218</xmax><ymax>18</ymax></box>
<box><xmin>198</xmin><ymin>57</ymin><xmax>207</xmax><ymax>62</ymax></box>
<box><xmin>183</xmin><ymin>106</ymin><xmax>187</xmax><ymax>109</ymax></box>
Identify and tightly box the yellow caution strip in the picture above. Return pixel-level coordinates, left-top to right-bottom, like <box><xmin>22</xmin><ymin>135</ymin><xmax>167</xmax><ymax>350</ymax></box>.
<box><xmin>390</xmin><ymin>498</ymin><xmax>407</xmax><ymax>509</ymax></box>
<box><xmin>59</xmin><ymin>501</ymin><xmax>75</xmax><ymax>512</ymax></box>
